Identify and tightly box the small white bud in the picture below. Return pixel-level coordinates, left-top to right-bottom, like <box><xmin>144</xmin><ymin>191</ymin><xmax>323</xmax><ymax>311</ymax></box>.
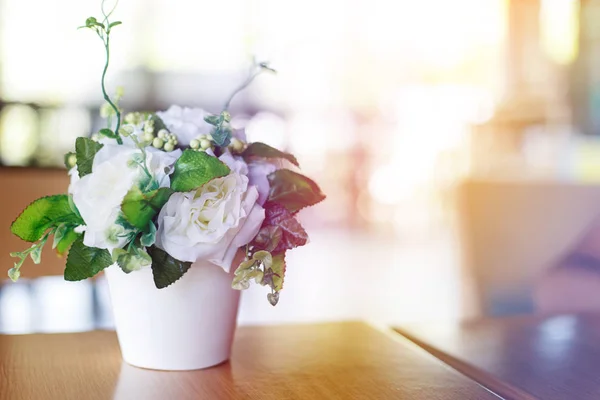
<box><xmin>124</xmin><ymin>112</ymin><xmax>138</xmax><ymax>124</ymax></box>
<box><xmin>206</xmin><ymin>134</ymin><xmax>213</xmax><ymax>141</ymax></box>
<box><xmin>232</xmin><ymin>138</ymin><xmax>244</xmax><ymax>152</ymax></box>
<box><xmin>157</xmin><ymin>129</ymin><xmax>168</xmax><ymax>139</ymax></box>
<box><xmin>190</xmin><ymin>139</ymin><xmax>200</xmax><ymax>149</ymax></box>
<box><xmin>100</xmin><ymin>103</ymin><xmax>113</xmax><ymax>118</ymax></box>
<box><xmin>67</xmin><ymin>154</ymin><xmax>77</xmax><ymax>168</ymax></box>
<box><xmin>200</xmin><ymin>139</ymin><xmax>212</xmax><ymax>150</ymax></box>
<box><xmin>163</xmin><ymin>142</ymin><xmax>175</xmax><ymax>152</ymax></box>
<box><xmin>144</xmin><ymin>121</ymin><xmax>155</xmax><ymax>135</ymax></box>
<box><xmin>143</xmin><ymin>132</ymin><xmax>154</xmax><ymax>142</ymax></box>
<box><xmin>152</xmin><ymin>137</ymin><xmax>164</xmax><ymax>148</ymax></box>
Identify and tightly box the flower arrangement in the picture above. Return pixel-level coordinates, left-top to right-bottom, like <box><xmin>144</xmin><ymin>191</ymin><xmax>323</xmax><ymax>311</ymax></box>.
<box><xmin>8</xmin><ymin>2</ymin><xmax>324</xmax><ymax>306</ymax></box>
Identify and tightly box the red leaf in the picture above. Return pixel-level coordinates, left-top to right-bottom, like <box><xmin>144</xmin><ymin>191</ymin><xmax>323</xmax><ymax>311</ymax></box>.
<box><xmin>254</xmin><ymin>202</ymin><xmax>308</xmax><ymax>253</ymax></box>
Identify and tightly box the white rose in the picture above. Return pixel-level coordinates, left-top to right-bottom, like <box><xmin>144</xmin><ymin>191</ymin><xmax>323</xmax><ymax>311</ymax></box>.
<box><xmin>70</xmin><ymin>142</ymin><xmax>182</xmax><ymax>252</ymax></box>
<box><xmin>155</xmin><ymin>167</ymin><xmax>265</xmax><ymax>271</ymax></box>
<box><xmin>156</xmin><ymin>105</ymin><xmax>213</xmax><ymax>146</ymax></box>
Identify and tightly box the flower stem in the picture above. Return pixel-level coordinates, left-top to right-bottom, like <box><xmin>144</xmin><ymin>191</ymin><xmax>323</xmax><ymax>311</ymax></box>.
<box><xmin>222</xmin><ymin>62</ymin><xmax>275</xmax><ymax>112</ymax></box>
<box><xmin>101</xmin><ymin>34</ymin><xmax>122</xmax><ymax>144</ymax></box>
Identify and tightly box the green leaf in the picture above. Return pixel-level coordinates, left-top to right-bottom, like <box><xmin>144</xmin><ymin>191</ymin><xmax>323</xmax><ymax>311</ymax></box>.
<box><xmin>150</xmin><ymin>114</ymin><xmax>168</xmax><ymax>133</ymax></box>
<box><xmin>108</xmin><ymin>21</ymin><xmax>122</xmax><ymax>29</ymax></box>
<box><xmin>271</xmin><ymin>252</ymin><xmax>286</xmax><ymax>292</ymax></box>
<box><xmin>242</xmin><ymin>142</ymin><xmax>299</xmax><ymax>167</ymax></box>
<box><xmin>148</xmin><ymin>246</ymin><xmax>191</xmax><ymax>288</ymax></box>
<box><xmin>140</xmin><ymin>222</ymin><xmax>157</xmax><ymax>247</ymax></box>
<box><xmin>211</xmin><ymin>125</ymin><xmax>232</xmax><ymax>147</ymax></box>
<box><xmin>204</xmin><ymin>114</ymin><xmax>220</xmax><ymax>126</ymax></box>
<box><xmin>267</xmin><ymin>169</ymin><xmax>326</xmax><ymax>213</ymax></box>
<box><xmin>8</xmin><ymin>268</ymin><xmax>20</xmax><ymax>282</ymax></box>
<box><xmin>75</xmin><ymin>137</ymin><xmax>104</xmax><ymax>177</ymax></box>
<box><xmin>121</xmin><ymin>187</ymin><xmax>174</xmax><ymax>230</ymax></box>
<box><xmin>52</xmin><ymin>224</ymin><xmax>68</xmax><ymax>248</ymax></box>
<box><xmin>68</xmin><ymin>195</ymin><xmax>82</xmax><ymax>220</ymax></box>
<box><xmin>170</xmin><ymin>149</ymin><xmax>230</xmax><ymax>192</ymax></box>
<box><xmin>98</xmin><ymin>128</ymin><xmax>117</xmax><ymax>139</ymax></box>
<box><xmin>114</xmin><ymin>246</ymin><xmax>152</xmax><ymax>274</ymax></box>
<box><xmin>232</xmin><ymin>265</ymin><xmax>263</xmax><ymax>290</ymax></box>
<box><xmin>64</xmin><ymin>238</ymin><xmax>112</xmax><ymax>281</ymax></box>
<box><xmin>85</xmin><ymin>17</ymin><xmax>98</xmax><ymax>27</ymax></box>
<box><xmin>11</xmin><ymin>195</ymin><xmax>83</xmax><ymax>242</ymax></box>
<box><xmin>30</xmin><ymin>245</ymin><xmax>43</xmax><ymax>264</ymax></box>
<box><xmin>54</xmin><ymin>228</ymin><xmax>80</xmax><ymax>256</ymax></box>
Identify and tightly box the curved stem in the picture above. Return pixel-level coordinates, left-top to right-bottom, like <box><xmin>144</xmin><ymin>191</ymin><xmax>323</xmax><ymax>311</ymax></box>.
<box><xmin>101</xmin><ymin>35</ymin><xmax>122</xmax><ymax>144</ymax></box>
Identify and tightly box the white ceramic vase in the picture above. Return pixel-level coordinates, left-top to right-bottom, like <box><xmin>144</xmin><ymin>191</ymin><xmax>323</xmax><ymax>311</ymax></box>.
<box><xmin>104</xmin><ymin>255</ymin><xmax>241</xmax><ymax>371</ymax></box>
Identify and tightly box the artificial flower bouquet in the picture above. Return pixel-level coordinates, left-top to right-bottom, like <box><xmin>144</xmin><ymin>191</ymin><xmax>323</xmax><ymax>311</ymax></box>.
<box><xmin>8</xmin><ymin>5</ymin><xmax>325</xmax><ymax>308</ymax></box>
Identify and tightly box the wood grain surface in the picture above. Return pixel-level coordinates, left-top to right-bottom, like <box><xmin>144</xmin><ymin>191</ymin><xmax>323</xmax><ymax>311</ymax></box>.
<box><xmin>0</xmin><ymin>322</ymin><xmax>500</xmax><ymax>400</ymax></box>
<box><xmin>396</xmin><ymin>313</ymin><xmax>600</xmax><ymax>400</ymax></box>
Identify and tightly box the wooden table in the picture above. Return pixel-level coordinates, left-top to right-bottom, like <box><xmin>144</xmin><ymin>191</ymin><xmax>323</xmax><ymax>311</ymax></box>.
<box><xmin>0</xmin><ymin>322</ymin><xmax>498</xmax><ymax>400</ymax></box>
<box><xmin>396</xmin><ymin>313</ymin><xmax>600</xmax><ymax>400</ymax></box>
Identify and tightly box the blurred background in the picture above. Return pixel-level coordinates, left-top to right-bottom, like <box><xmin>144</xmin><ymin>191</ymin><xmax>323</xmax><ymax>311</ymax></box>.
<box><xmin>3</xmin><ymin>0</ymin><xmax>600</xmax><ymax>333</ymax></box>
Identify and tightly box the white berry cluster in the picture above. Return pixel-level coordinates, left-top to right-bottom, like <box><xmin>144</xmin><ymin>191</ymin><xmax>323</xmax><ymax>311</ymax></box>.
<box><xmin>151</xmin><ymin>130</ymin><xmax>178</xmax><ymax>152</ymax></box>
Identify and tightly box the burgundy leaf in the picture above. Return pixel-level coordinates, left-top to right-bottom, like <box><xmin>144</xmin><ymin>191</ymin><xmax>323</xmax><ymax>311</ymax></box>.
<box><xmin>254</xmin><ymin>202</ymin><xmax>308</xmax><ymax>253</ymax></box>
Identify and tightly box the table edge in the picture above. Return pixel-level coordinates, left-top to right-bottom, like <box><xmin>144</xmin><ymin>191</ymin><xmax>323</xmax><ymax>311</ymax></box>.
<box><xmin>394</xmin><ymin>327</ymin><xmax>538</xmax><ymax>400</ymax></box>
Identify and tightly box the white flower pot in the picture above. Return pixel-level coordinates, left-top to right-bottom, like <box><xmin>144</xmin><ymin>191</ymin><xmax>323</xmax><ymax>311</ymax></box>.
<box><xmin>104</xmin><ymin>255</ymin><xmax>241</xmax><ymax>371</ymax></box>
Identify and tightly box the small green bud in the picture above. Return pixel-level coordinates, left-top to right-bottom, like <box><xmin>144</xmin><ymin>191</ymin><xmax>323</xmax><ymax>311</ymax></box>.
<box><xmin>157</xmin><ymin>129</ymin><xmax>168</xmax><ymax>139</ymax></box>
<box><xmin>143</xmin><ymin>132</ymin><xmax>155</xmax><ymax>142</ymax></box>
<box><xmin>67</xmin><ymin>154</ymin><xmax>77</xmax><ymax>168</ymax></box>
<box><xmin>206</xmin><ymin>134</ymin><xmax>213</xmax><ymax>141</ymax></box>
<box><xmin>152</xmin><ymin>137</ymin><xmax>165</xmax><ymax>149</ymax></box>
<box><xmin>190</xmin><ymin>139</ymin><xmax>200</xmax><ymax>149</ymax></box>
<box><xmin>172</xmin><ymin>139</ymin><xmax>178</xmax><ymax>145</ymax></box>
<box><xmin>115</xmin><ymin>86</ymin><xmax>125</xmax><ymax>98</ymax></box>
<box><xmin>221</xmin><ymin>111</ymin><xmax>231</xmax><ymax>122</ymax></box>
<box><xmin>163</xmin><ymin>142</ymin><xmax>175</xmax><ymax>152</ymax></box>
<box><xmin>200</xmin><ymin>139</ymin><xmax>212</xmax><ymax>150</ymax></box>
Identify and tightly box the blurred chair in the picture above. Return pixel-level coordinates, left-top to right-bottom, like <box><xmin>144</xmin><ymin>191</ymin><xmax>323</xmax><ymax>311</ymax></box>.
<box><xmin>1</xmin><ymin>167</ymin><xmax>69</xmax><ymax>278</ymax></box>
<box><xmin>0</xmin><ymin>167</ymin><xmax>105</xmax><ymax>334</ymax></box>
<box><xmin>457</xmin><ymin>179</ymin><xmax>600</xmax><ymax>317</ymax></box>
